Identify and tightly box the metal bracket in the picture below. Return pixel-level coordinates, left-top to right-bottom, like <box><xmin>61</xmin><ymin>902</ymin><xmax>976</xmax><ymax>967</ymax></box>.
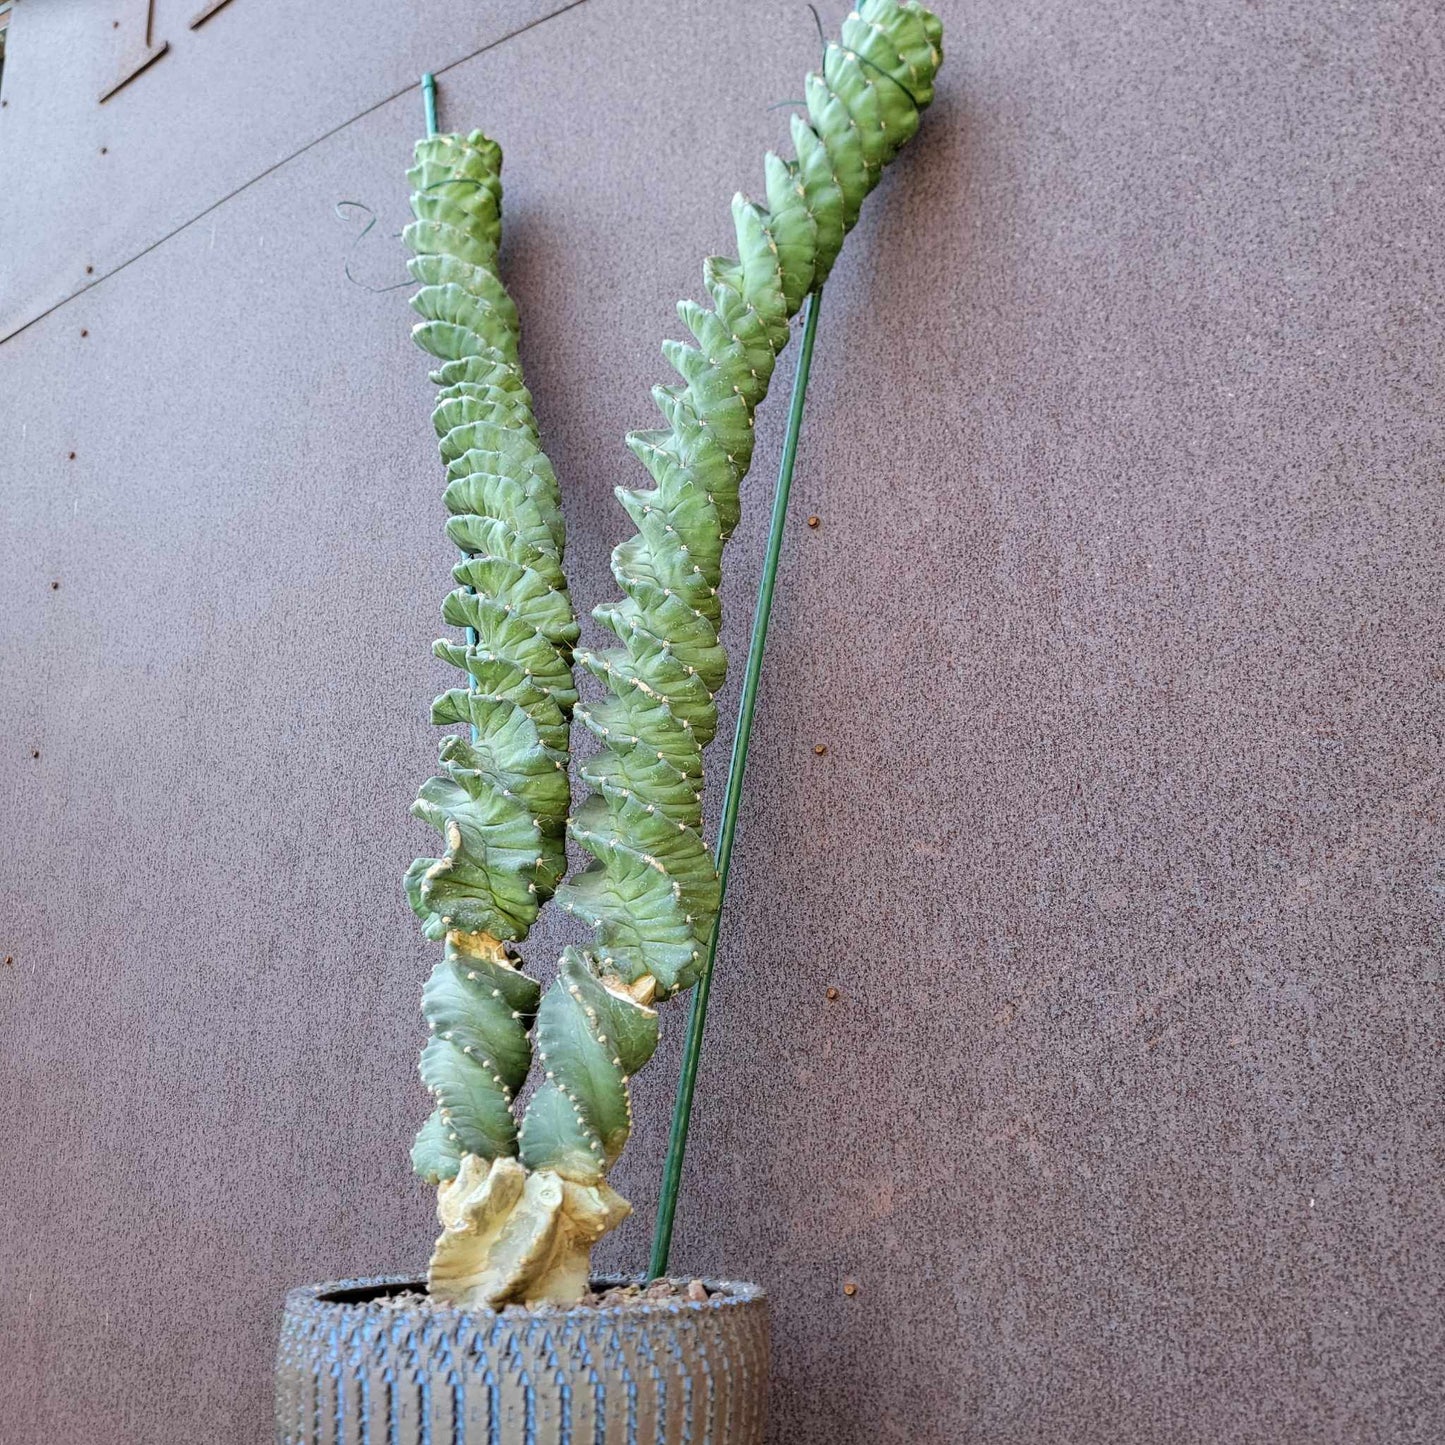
<box><xmin>99</xmin><ymin>0</ymin><xmax>168</xmax><ymax>103</ymax></box>
<box><xmin>189</xmin><ymin>0</ymin><xmax>235</xmax><ymax>30</ymax></box>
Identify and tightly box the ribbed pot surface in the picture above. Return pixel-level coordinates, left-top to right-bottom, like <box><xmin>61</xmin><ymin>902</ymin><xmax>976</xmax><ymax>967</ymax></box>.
<box><xmin>275</xmin><ymin>1276</ymin><xmax>769</xmax><ymax>1445</ymax></box>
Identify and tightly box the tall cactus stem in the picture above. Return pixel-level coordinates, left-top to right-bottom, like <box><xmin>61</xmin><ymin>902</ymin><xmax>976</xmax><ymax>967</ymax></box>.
<box><xmin>402</xmin><ymin>120</ymin><xmax>577</xmax><ymax>1191</ymax></box>
<box><xmin>649</xmin><ymin>286</ymin><xmax>823</xmax><ymax>1279</ymax></box>
<box><xmin>509</xmin><ymin>0</ymin><xmax>944</xmax><ymax>1295</ymax></box>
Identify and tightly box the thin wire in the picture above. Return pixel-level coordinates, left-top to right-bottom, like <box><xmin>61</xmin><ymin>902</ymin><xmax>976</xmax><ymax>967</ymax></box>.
<box><xmin>848</xmin><ymin>46</ymin><xmax>923</xmax><ymax>111</ymax></box>
<box><xmin>804</xmin><ymin>5</ymin><xmax>923</xmax><ymax>111</ymax></box>
<box><xmin>806</xmin><ymin>2</ymin><xmax>826</xmax><ymax>65</ymax></box>
<box><xmin>338</xmin><ymin>178</ymin><xmax>495</xmax><ymax>292</ymax></box>
<box><xmin>649</xmin><ymin>288</ymin><xmax>824</xmax><ymax>1279</ymax></box>
<box><xmin>335</xmin><ymin>201</ymin><xmax>413</xmax><ymax>292</ymax></box>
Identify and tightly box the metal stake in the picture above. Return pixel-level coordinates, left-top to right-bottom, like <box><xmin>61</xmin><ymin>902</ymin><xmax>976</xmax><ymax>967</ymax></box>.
<box><xmin>650</xmin><ymin>287</ymin><xmax>825</xmax><ymax>1278</ymax></box>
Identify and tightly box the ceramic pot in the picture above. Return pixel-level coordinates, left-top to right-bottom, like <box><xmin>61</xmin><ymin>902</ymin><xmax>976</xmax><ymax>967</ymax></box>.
<box><xmin>275</xmin><ymin>1275</ymin><xmax>769</xmax><ymax>1444</ymax></box>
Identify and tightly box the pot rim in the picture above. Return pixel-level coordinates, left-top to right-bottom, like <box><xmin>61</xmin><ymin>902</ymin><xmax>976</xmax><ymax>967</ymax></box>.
<box><xmin>283</xmin><ymin>1274</ymin><xmax>767</xmax><ymax>1321</ymax></box>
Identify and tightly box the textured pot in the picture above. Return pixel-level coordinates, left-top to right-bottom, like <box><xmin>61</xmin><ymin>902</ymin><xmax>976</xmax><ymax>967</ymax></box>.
<box><xmin>275</xmin><ymin>1276</ymin><xmax>769</xmax><ymax>1444</ymax></box>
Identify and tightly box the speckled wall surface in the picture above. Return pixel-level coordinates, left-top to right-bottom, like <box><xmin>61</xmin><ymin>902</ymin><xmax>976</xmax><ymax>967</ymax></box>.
<box><xmin>1</xmin><ymin>1</ymin><xmax>1440</xmax><ymax>1441</ymax></box>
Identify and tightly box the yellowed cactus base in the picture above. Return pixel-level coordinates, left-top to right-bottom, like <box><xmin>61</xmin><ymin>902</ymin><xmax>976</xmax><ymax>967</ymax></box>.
<box><xmin>428</xmin><ymin>1154</ymin><xmax>631</xmax><ymax>1307</ymax></box>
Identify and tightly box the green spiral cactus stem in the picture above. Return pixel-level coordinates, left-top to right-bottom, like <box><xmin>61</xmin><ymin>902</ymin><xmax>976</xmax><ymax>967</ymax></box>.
<box><xmin>543</xmin><ymin>0</ymin><xmax>942</xmax><ymax>1010</ymax></box>
<box><xmin>400</xmin><ymin>130</ymin><xmax>577</xmax><ymax>1188</ymax></box>
<box><xmin>505</xmin><ymin>0</ymin><xmax>942</xmax><ymax>1253</ymax></box>
<box><xmin>413</xmin><ymin>2</ymin><xmax>942</xmax><ymax>1307</ymax></box>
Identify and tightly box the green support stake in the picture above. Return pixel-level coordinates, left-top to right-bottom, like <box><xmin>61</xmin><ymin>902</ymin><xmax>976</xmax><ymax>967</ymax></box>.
<box><xmin>650</xmin><ymin>287</ymin><xmax>824</xmax><ymax>1278</ymax></box>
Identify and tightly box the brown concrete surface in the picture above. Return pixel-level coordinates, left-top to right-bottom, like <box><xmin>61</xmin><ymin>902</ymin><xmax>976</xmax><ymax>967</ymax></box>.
<box><xmin>1</xmin><ymin>0</ymin><xmax>1441</xmax><ymax>1441</ymax></box>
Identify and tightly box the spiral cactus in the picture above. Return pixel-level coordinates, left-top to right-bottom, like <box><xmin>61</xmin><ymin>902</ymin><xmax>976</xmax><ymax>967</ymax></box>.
<box><xmin>401</xmin><ymin>130</ymin><xmax>577</xmax><ymax>1187</ymax></box>
<box><xmin>550</xmin><ymin>0</ymin><xmax>941</xmax><ymax>1000</ymax></box>
<box><xmin>422</xmin><ymin>0</ymin><xmax>943</xmax><ymax>1305</ymax></box>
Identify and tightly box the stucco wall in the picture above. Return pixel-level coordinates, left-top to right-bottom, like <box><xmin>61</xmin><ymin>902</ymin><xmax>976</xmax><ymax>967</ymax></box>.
<box><xmin>1</xmin><ymin>1</ymin><xmax>1440</xmax><ymax>1441</ymax></box>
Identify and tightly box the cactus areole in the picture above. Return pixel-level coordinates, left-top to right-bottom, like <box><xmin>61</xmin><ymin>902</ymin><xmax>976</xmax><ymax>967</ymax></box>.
<box><xmin>402</xmin><ymin>0</ymin><xmax>944</xmax><ymax>1306</ymax></box>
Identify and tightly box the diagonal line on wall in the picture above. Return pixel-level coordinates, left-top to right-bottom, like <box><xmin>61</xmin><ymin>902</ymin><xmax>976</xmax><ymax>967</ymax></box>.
<box><xmin>0</xmin><ymin>0</ymin><xmax>588</xmax><ymax>349</ymax></box>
